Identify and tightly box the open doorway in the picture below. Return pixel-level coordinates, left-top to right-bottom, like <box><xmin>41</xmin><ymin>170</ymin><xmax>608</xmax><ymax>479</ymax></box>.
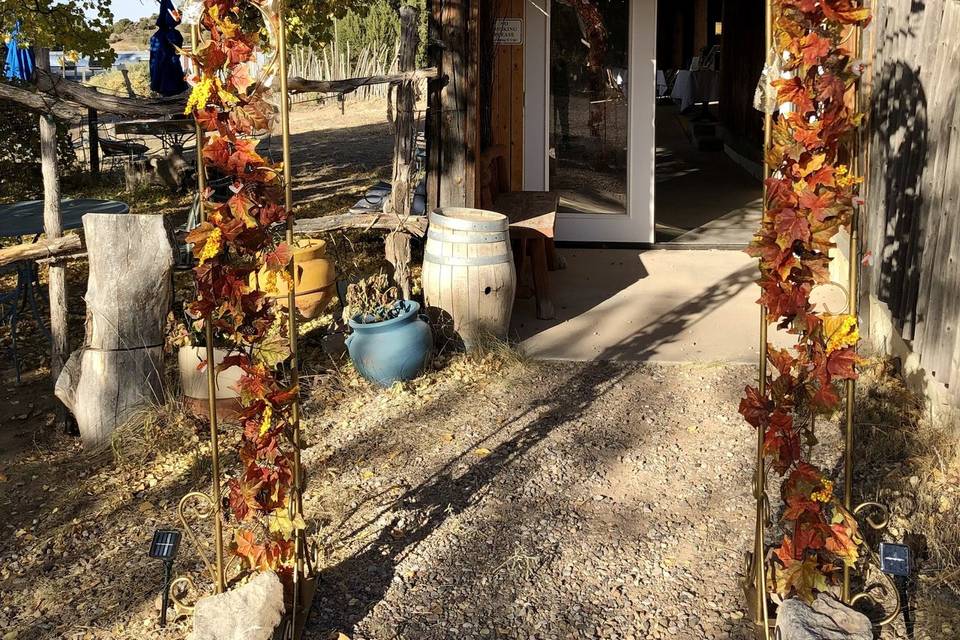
<box><xmin>654</xmin><ymin>0</ymin><xmax>766</xmax><ymax>245</ymax></box>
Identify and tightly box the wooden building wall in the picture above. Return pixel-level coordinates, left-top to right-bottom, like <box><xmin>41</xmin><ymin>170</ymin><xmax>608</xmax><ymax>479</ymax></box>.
<box><xmin>718</xmin><ymin>0</ymin><xmax>765</xmax><ymax>158</ymax></box>
<box><xmin>862</xmin><ymin>0</ymin><xmax>960</xmax><ymax>402</ymax></box>
<box><xmin>485</xmin><ymin>0</ymin><xmax>525</xmax><ymax>190</ymax></box>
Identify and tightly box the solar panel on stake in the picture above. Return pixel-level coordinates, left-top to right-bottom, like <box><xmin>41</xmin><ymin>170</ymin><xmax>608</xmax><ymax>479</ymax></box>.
<box><xmin>149</xmin><ymin>529</ymin><xmax>182</xmax><ymax>627</ymax></box>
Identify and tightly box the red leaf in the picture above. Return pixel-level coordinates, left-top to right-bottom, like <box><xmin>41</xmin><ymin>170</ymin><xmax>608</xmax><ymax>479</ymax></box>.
<box><xmin>799</xmin><ymin>190</ymin><xmax>836</xmax><ymax>223</ymax></box>
<box><xmin>739</xmin><ymin>385</ymin><xmax>770</xmax><ymax>428</ymax></box>
<box><xmin>775</xmin><ymin>208</ymin><xmax>811</xmax><ymax>248</ymax></box>
<box><xmin>800</xmin><ymin>33</ymin><xmax>832</xmax><ymax>66</ymax></box>
<box><xmin>826</xmin><ymin>347</ymin><xmax>859</xmax><ymax>380</ymax></box>
<box><xmin>264</xmin><ymin>243</ymin><xmax>293</xmax><ymax>272</ymax></box>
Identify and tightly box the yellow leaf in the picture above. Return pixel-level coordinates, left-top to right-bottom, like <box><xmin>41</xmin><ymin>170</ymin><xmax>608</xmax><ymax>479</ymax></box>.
<box><xmin>440</xmin><ymin>433</ymin><xmax>454</xmax><ymax>443</ymax></box>
<box><xmin>268</xmin><ymin>508</ymin><xmax>306</xmax><ymax>538</ymax></box>
<box><xmin>259</xmin><ymin>405</ymin><xmax>273</xmax><ymax>436</ymax></box>
<box><xmin>473</xmin><ymin>447</ymin><xmax>492</xmax><ymax>458</ymax></box>
<box><xmin>823</xmin><ymin>314</ymin><xmax>859</xmax><ymax>352</ymax></box>
<box><xmin>198</xmin><ymin>226</ymin><xmax>222</xmax><ymax>265</ymax></box>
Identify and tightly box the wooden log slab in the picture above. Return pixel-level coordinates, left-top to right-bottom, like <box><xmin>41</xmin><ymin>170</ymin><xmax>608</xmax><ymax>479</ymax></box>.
<box><xmin>58</xmin><ymin>214</ymin><xmax>174</xmax><ymax>448</ymax></box>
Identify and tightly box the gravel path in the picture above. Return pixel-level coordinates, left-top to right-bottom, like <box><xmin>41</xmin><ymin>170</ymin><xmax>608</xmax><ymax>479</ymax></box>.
<box><xmin>301</xmin><ymin>361</ymin><xmax>759</xmax><ymax>640</ymax></box>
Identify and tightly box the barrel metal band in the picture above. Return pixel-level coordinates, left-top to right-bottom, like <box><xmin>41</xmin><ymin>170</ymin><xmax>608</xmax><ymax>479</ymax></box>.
<box><xmin>429</xmin><ymin>211</ymin><xmax>508</xmax><ymax>233</ymax></box>
<box><xmin>427</xmin><ymin>229</ymin><xmax>505</xmax><ymax>244</ymax></box>
<box><xmin>423</xmin><ymin>252</ymin><xmax>511</xmax><ymax>266</ymax></box>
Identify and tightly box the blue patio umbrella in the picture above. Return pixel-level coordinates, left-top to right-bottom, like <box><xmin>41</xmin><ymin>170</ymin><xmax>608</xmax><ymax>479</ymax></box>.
<box><xmin>4</xmin><ymin>22</ymin><xmax>35</xmax><ymax>81</ymax></box>
<box><xmin>150</xmin><ymin>0</ymin><xmax>189</xmax><ymax>96</ymax></box>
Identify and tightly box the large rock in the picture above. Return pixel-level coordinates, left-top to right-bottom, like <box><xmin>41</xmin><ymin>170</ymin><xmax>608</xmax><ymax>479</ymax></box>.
<box><xmin>776</xmin><ymin>594</ymin><xmax>873</xmax><ymax>640</ymax></box>
<box><xmin>190</xmin><ymin>571</ymin><xmax>286</xmax><ymax>640</ymax></box>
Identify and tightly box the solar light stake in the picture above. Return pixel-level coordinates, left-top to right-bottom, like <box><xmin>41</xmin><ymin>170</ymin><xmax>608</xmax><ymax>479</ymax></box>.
<box><xmin>149</xmin><ymin>529</ymin><xmax>182</xmax><ymax>627</ymax></box>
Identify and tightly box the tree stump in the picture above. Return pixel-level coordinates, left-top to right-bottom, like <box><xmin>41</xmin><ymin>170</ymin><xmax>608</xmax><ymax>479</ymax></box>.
<box><xmin>56</xmin><ymin>214</ymin><xmax>174</xmax><ymax>448</ymax></box>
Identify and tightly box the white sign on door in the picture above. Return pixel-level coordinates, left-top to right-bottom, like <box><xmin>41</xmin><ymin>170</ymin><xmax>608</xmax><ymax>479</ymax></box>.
<box><xmin>494</xmin><ymin>18</ymin><xmax>523</xmax><ymax>45</ymax></box>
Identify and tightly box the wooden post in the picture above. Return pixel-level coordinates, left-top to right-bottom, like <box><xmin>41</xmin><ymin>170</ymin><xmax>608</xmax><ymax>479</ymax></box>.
<box><xmin>87</xmin><ymin>107</ymin><xmax>100</xmax><ymax>178</ymax></box>
<box><xmin>385</xmin><ymin>6</ymin><xmax>420</xmax><ymax>299</ymax></box>
<box><xmin>425</xmin><ymin>0</ymin><xmax>443</xmax><ymax>211</ymax></box>
<box><xmin>56</xmin><ymin>214</ymin><xmax>173</xmax><ymax>448</ymax></box>
<box><xmin>439</xmin><ymin>0</ymin><xmax>471</xmax><ymax>207</ymax></box>
<box><xmin>36</xmin><ymin>48</ymin><xmax>70</xmax><ymax>429</ymax></box>
<box><xmin>119</xmin><ymin>66</ymin><xmax>136</xmax><ymax>97</ymax></box>
<box><xmin>386</xmin><ymin>5</ymin><xmax>420</xmax><ymax>220</ymax></box>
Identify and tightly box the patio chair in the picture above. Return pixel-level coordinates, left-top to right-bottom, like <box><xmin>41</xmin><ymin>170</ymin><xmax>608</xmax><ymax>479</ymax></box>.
<box><xmin>99</xmin><ymin>137</ymin><xmax>149</xmax><ymax>172</ymax></box>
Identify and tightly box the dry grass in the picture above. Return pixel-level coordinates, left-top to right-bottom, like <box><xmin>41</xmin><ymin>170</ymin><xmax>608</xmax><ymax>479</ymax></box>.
<box><xmin>856</xmin><ymin>358</ymin><xmax>960</xmax><ymax>637</ymax></box>
<box><xmin>109</xmin><ymin>397</ymin><xmax>204</xmax><ymax>471</ymax></box>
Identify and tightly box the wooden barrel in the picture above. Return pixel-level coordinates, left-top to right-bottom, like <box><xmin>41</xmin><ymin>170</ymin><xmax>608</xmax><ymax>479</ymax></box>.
<box><xmin>422</xmin><ymin>208</ymin><xmax>516</xmax><ymax>348</ymax></box>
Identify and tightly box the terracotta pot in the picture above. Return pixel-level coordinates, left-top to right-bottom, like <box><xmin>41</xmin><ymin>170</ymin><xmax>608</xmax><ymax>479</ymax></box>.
<box><xmin>258</xmin><ymin>238</ymin><xmax>337</xmax><ymax>319</ymax></box>
<box><xmin>177</xmin><ymin>345</ymin><xmax>244</xmax><ymax>422</ymax></box>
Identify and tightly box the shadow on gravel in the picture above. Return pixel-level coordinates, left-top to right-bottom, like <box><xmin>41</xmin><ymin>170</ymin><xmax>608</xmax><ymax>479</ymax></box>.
<box><xmin>307</xmin><ymin>361</ymin><xmax>636</xmax><ymax>637</ymax></box>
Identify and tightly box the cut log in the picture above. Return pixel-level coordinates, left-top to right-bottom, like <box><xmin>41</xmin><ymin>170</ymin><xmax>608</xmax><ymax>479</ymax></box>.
<box><xmin>294</xmin><ymin>213</ymin><xmax>427</xmax><ymax>237</ymax></box>
<box><xmin>0</xmin><ymin>235</ymin><xmax>81</xmax><ymax>268</ymax></box>
<box><xmin>59</xmin><ymin>214</ymin><xmax>174</xmax><ymax>448</ymax></box>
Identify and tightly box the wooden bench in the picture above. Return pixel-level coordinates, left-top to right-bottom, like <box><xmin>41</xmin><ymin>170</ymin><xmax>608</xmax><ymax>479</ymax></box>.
<box><xmin>480</xmin><ymin>145</ymin><xmax>559</xmax><ymax>320</ymax></box>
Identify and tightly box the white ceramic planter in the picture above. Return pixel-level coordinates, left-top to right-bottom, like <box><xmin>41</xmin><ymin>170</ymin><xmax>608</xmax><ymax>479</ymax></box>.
<box><xmin>177</xmin><ymin>345</ymin><xmax>244</xmax><ymax>421</ymax></box>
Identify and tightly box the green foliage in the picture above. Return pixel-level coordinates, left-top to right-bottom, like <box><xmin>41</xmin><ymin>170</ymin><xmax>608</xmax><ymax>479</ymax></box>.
<box><xmin>0</xmin><ymin>103</ymin><xmax>77</xmax><ymax>202</ymax></box>
<box><xmin>289</xmin><ymin>0</ymin><xmax>427</xmax><ymax>66</ymax></box>
<box><xmin>87</xmin><ymin>62</ymin><xmax>154</xmax><ymax>97</ymax></box>
<box><xmin>0</xmin><ymin>0</ymin><xmax>115</xmax><ymax>65</ymax></box>
<box><xmin>108</xmin><ymin>15</ymin><xmax>159</xmax><ymax>47</ymax></box>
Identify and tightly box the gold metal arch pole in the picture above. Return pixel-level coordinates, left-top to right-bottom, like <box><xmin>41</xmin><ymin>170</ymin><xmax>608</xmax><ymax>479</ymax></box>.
<box><xmin>747</xmin><ymin>1</ymin><xmax>774</xmax><ymax>637</ymax></box>
<box><xmin>842</xmin><ymin>23</ymin><xmax>864</xmax><ymax>606</ymax></box>
<box><xmin>276</xmin><ymin>4</ymin><xmax>306</xmax><ymax>635</ymax></box>
<box><xmin>192</xmin><ymin>23</ymin><xmax>227</xmax><ymax>596</ymax></box>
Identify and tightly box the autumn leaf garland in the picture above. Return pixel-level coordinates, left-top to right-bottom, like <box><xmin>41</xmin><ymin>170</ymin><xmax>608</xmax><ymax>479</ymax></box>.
<box><xmin>740</xmin><ymin>0</ymin><xmax>871</xmax><ymax>601</ymax></box>
<box><xmin>183</xmin><ymin>0</ymin><xmax>303</xmax><ymax>581</ymax></box>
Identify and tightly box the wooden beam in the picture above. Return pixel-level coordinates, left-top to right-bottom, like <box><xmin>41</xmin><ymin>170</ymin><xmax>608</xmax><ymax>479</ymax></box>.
<box><xmin>32</xmin><ymin>69</ymin><xmax>183</xmax><ymax>116</ymax></box>
<box><xmin>288</xmin><ymin>68</ymin><xmax>439</xmax><ymax>95</ymax></box>
<box><xmin>294</xmin><ymin>213</ymin><xmax>427</xmax><ymax>238</ymax></box>
<box><xmin>0</xmin><ymin>81</ymin><xmax>82</xmax><ymax>119</ymax></box>
<box><xmin>0</xmin><ymin>235</ymin><xmax>81</xmax><ymax>268</ymax></box>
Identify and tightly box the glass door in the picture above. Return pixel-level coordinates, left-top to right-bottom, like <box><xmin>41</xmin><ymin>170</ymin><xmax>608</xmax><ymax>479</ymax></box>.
<box><xmin>549</xmin><ymin>0</ymin><xmax>630</xmax><ymax>215</ymax></box>
<box><xmin>524</xmin><ymin>0</ymin><xmax>657</xmax><ymax>243</ymax></box>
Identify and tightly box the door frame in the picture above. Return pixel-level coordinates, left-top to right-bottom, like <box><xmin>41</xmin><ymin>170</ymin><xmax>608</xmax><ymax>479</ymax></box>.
<box><xmin>523</xmin><ymin>0</ymin><xmax>657</xmax><ymax>244</ymax></box>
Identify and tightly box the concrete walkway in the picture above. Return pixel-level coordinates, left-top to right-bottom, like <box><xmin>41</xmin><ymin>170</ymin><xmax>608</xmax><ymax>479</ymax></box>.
<box><xmin>511</xmin><ymin>249</ymin><xmax>762</xmax><ymax>363</ymax></box>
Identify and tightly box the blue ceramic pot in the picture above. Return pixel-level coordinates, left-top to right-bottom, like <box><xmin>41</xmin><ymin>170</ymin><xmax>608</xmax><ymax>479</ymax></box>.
<box><xmin>346</xmin><ymin>300</ymin><xmax>433</xmax><ymax>387</ymax></box>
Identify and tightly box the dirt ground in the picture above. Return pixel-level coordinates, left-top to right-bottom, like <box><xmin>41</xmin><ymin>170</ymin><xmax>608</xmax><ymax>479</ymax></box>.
<box><xmin>0</xmin><ymin>98</ymin><xmax>957</xmax><ymax>639</ymax></box>
<box><xmin>3</xmin><ymin>348</ymin><xmax>952</xmax><ymax>639</ymax></box>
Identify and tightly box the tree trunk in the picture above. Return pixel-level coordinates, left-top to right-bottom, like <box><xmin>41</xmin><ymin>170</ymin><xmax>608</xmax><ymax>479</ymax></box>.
<box><xmin>36</xmin><ymin>47</ymin><xmax>69</xmax><ymax>431</ymax></box>
<box><xmin>56</xmin><ymin>214</ymin><xmax>174</xmax><ymax>448</ymax></box>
